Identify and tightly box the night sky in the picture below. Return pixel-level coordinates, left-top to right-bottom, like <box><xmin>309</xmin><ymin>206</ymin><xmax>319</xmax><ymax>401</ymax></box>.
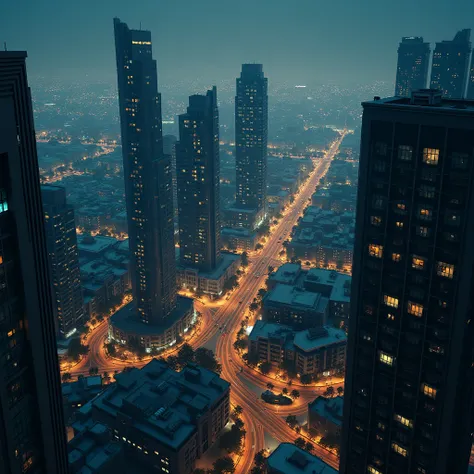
<box><xmin>2</xmin><ymin>0</ymin><xmax>473</xmax><ymax>87</ymax></box>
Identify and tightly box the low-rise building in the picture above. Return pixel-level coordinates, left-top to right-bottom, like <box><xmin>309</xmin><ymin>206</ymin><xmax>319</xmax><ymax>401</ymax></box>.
<box><xmin>308</xmin><ymin>396</ymin><xmax>343</xmax><ymax>439</ymax></box>
<box><xmin>76</xmin><ymin>359</ymin><xmax>230</xmax><ymax>474</ymax></box>
<box><xmin>177</xmin><ymin>251</ymin><xmax>241</xmax><ymax>298</ymax></box>
<box><xmin>248</xmin><ymin>321</ymin><xmax>346</xmax><ymax>378</ymax></box>
<box><xmin>263</xmin><ymin>283</ymin><xmax>328</xmax><ymax>329</ymax></box>
<box><xmin>266</xmin><ymin>442</ymin><xmax>337</xmax><ymax>474</ymax></box>
<box><xmin>221</xmin><ymin>227</ymin><xmax>257</xmax><ymax>252</ymax></box>
<box><xmin>62</xmin><ymin>375</ymin><xmax>104</xmax><ymax>419</ymax></box>
<box><xmin>267</xmin><ymin>263</ymin><xmax>302</xmax><ymax>290</ymax></box>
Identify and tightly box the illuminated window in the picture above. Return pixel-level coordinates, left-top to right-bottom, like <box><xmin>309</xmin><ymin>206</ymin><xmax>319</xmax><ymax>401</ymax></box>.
<box><xmin>387</xmin><ymin>313</ymin><xmax>395</xmax><ymax>321</ymax></box>
<box><xmin>394</xmin><ymin>414</ymin><xmax>413</xmax><ymax>428</ymax></box>
<box><xmin>371</xmin><ymin>216</ymin><xmax>382</xmax><ymax>226</ymax></box>
<box><xmin>368</xmin><ymin>466</ymin><xmax>383</xmax><ymax>474</ymax></box>
<box><xmin>421</xmin><ymin>383</ymin><xmax>437</xmax><ymax>399</ymax></box>
<box><xmin>437</xmin><ymin>262</ymin><xmax>454</xmax><ymax>279</ymax></box>
<box><xmin>384</xmin><ymin>295</ymin><xmax>399</xmax><ymax>308</ymax></box>
<box><xmin>0</xmin><ymin>256</ymin><xmax>3</xmax><ymax>265</ymax></box>
<box><xmin>396</xmin><ymin>202</ymin><xmax>406</xmax><ymax>212</ymax></box>
<box><xmin>368</xmin><ymin>244</ymin><xmax>383</xmax><ymax>258</ymax></box>
<box><xmin>419</xmin><ymin>207</ymin><xmax>432</xmax><ymax>221</ymax></box>
<box><xmin>408</xmin><ymin>301</ymin><xmax>423</xmax><ymax>317</ymax></box>
<box><xmin>0</xmin><ymin>189</ymin><xmax>8</xmax><ymax>214</ymax></box>
<box><xmin>379</xmin><ymin>351</ymin><xmax>394</xmax><ymax>366</ymax></box>
<box><xmin>398</xmin><ymin>145</ymin><xmax>413</xmax><ymax>161</ymax></box>
<box><xmin>392</xmin><ymin>442</ymin><xmax>408</xmax><ymax>457</ymax></box>
<box><xmin>412</xmin><ymin>255</ymin><xmax>425</xmax><ymax>270</ymax></box>
<box><xmin>392</xmin><ymin>253</ymin><xmax>401</xmax><ymax>262</ymax></box>
<box><xmin>423</xmin><ymin>148</ymin><xmax>439</xmax><ymax>165</ymax></box>
<box><xmin>396</xmin><ymin>221</ymin><xmax>404</xmax><ymax>229</ymax></box>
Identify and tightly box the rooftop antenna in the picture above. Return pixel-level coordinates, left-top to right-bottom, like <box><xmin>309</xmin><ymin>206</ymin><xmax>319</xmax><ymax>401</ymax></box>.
<box><xmin>3</xmin><ymin>42</ymin><xmax>7</xmax><ymax>52</ymax></box>
<box><xmin>139</xmin><ymin>22</ymin><xmax>142</xmax><ymax>31</ymax></box>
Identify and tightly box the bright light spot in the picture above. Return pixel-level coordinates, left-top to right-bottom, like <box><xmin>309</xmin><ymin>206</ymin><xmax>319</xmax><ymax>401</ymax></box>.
<box><xmin>65</xmin><ymin>328</ymin><xmax>77</xmax><ymax>339</ymax></box>
<box><xmin>245</xmin><ymin>325</ymin><xmax>253</xmax><ymax>336</ymax></box>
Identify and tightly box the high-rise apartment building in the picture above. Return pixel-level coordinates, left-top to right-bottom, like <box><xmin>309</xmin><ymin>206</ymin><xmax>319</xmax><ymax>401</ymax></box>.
<box><xmin>234</xmin><ymin>64</ymin><xmax>268</xmax><ymax>227</ymax></box>
<box><xmin>114</xmin><ymin>18</ymin><xmax>176</xmax><ymax>324</ymax></box>
<box><xmin>341</xmin><ymin>89</ymin><xmax>474</xmax><ymax>474</ymax></box>
<box><xmin>42</xmin><ymin>185</ymin><xmax>84</xmax><ymax>339</ymax></box>
<box><xmin>0</xmin><ymin>52</ymin><xmax>68</xmax><ymax>474</ymax></box>
<box><xmin>395</xmin><ymin>37</ymin><xmax>430</xmax><ymax>97</ymax></box>
<box><xmin>430</xmin><ymin>29</ymin><xmax>472</xmax><ymax>98</ymax></box>
<box><xmin>111</xmin><ymin>19</ymin><xmax>193</xmax><ymax>351</ymax></box>
<box><xmin>467</xmin><ymin>62</ymin><xmax>474</xmax><ymax>99</ymax></box>
<box><xmin>163</xmin><ymin>134</ymin><xmax>178</xmax><ymax>219</ymax></box>
<box><xmin>176</xmin><ymin>87</ymin><xmax>221</xmax><ymax>272</ymax></box>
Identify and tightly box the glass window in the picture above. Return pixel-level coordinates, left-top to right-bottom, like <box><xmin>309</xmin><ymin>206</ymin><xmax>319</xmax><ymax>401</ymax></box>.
<box><xmin>412</xmin><ymin>255</ymin><xmax>426</xmax><ymax>270</ymax></box>
<box><xmin>372</xmin><ymin>195</ymin><xmax>385</xmax><ymax>210</ymax></box>
<box><xmin>419</xmin><ymin>185</ymin><xmax>435</xmax><ymax>199</ymax></box>
<box><xmin>408</xmin><ymin>301</ymin><xmax>424</xmax><ymax>317</ymax></box>
<box><xmin>368</xmin><ymin>467</ymin><xmax>383</xmax><ymax>474</ymax></box>
<box><xmin>375</xmin><ymin>142</ymin><xmax>388</xmax><ymax>156</ymax></box>
<box><xmin>384</xmin><ymin>295</ymin><xmax>399</xmax><ymax>308</ymax></box>
<box><xmin>398</xmin><ymin>145</ymin><xmax>413</xmax><ymax>161</ymax></box>
<box><xmin>371</xmin><ymin>216</ymin><xmax>382</xmax><ymax>227</ymax></box>
<box><xmin>394</xmin><ymin>414</ymin><xmax>413</xmax><ymax>429</ymax></box>
<box><xmin>437</xmin><ymin>262</ymin><xmax>454</xmax><ymax>279</ymax></box>
<box><xmin>392</xmin><ymin>442</ymin><xmax>408</xmax><ymax>457</ymax></box>
<box><xmin>368</xmin><ymin>244</ymin><xmax>383</xmax><ymax>258</ymax></box>
<box><xmin>445</xmin><ymin>212</ymin><xmax>460</xmax><ymax>227</ymax></box>
<box><xmin>419</xmin><ymin>207</ymin><xmax>432</xmax><ymax>221</ymax></box>
<box><xmin>374</xmin><ymin>160</ymin><xmax>386</xmax><ymax>172</ymax></box>
<box><xmin>451</xmin><ymin>152</ymin><xmax>469</xmax><ymax>170</ymax></box>
<box><xmin>392</xmin><ymin>253</ymin><xmax>401</xmax><ymax>262</ymax></box>
<box><xmin>379</xmin><ymin>351</ymin><xmax>394</xmax><ymax>366</ymax></box>
<box><xmin>416</xmin><ymin>226</ymin><xmax>430</xmax><ymax>238</ymax></box>
<box><xmin>395</xmin><ymin>221</ymin><xmax>404</xmax><ymax>229</ymax></box>
<box><xmin>0</xmin><ymin>189</ymin><xmax>7</xmax><ymax>214</ymax></box>
<box><xmin>423</xmin><ymin>148</ymin><xmax>440</xmax><ymax>165</ymax></box>
<box><xmin>421</xmin><ymin>383</ymin><xmax>437</xmax><ymax>399</ymax></box>
<box><xmin>387</xmin><ymin>313</ymin><xmax>395</xmax><ymax>321</ymax></box>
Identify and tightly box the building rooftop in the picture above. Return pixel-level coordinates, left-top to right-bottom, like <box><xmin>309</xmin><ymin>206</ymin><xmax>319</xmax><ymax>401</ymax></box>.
<box><xmin>179</xmin><ymin>251</ymin><xmax>240</xmax><ymax>281</ymax></box>
<box><xmin>270</xmin><ymin>263</ymin><xmax>302</xmax><ymax>285</ymax></box>
<box><xmin>248</xmin><ymin>320</ymin><xmax>293</xmax><ymax>343</ymax></box>
<box><xmin>83</xmin><ymin>359</ymin><xmax>229</xmax><ymax>451</ymax></box>
<box><xmin>266</xmin><ymin>442</ymin><xmax>337</xmax><ymax>474</ymax></box>
<box><xmin>308</xmin><ymin>396</ymin><xmax>344</xmax><ymax>427</ymax></box>
<box><xmin>293</xmin><ymin>326</ymin><xmax>346</xmax><ymax>352</ymax></box>
<box><xmin>78</xmin><ymin>235</ymin><xmax>118</xmax><ymax>255</ymax></box>
<box><xmin>305</xmin><ymin>269</ymin><xmax>351</xmax><ymax>303</ymax></box>
<box><xmin>266</xmin><ymin>284</ymin><xmax>328</xmax><ymax>313</ymax></box>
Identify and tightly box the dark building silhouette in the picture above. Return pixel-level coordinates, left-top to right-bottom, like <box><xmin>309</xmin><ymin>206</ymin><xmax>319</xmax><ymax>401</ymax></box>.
<box><xmin>42</xmin><ymin>185</ymin><xmax>85</xmax><ymax>339</ymax></box>
<box><xmin>176</xmin><ymin>87</ymin><xmax>221</xmax><ymax>272</ymax></box>
<box><xmin>0</xmin><ymin>52</ymin><xmax>68</xmax><ymax>474</ymax></box>
<box><xmin>114</xmin><ymin>18</ymin><xmax>176</xmax><ymax>324</ymax></box>
<box><xmin>163</xmin><ymin>134</ymin><xmax>178</xmax><ymax>219</ymax></box>
<box><xmin>111</xmin><ymin>19</ymin><xmax>193</xmax><ymax>351</ymax></box>
<box><xmin>395</xmin><ymin>37</ymin><xmax>430</xmax><ymax>97</ymax></box>
<box><xmin>430</xmin><ymin>29</ymin><xmax>472</xmax><ymax>98</ymax></box>
<box><xmin>341</xmin><ymin>89</ymin><xmax>474</xmax><ymax>474</ymax></box>
<box><xmin>467</xmin><ymin>62</ymin><xmax>474</xmax><ymax>99</ymax></box>
<box><xmin>234</xmin><ymin>64</ymin><xmax>268</xmax><ymax>227</ymax></box>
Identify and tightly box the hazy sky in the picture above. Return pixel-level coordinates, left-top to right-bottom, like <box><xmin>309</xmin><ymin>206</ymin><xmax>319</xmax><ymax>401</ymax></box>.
<box><xmin>2</xmin><ymin>0</ymin><xmax>473</xmax><ymax>87</ymax></box>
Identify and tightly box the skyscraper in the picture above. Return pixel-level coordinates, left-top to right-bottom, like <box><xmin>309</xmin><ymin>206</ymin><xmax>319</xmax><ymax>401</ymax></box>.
<box><xmin>395</xmin><ymin>37</ymin><xmax>430</xmax><ymax>97</ymax></box>
<box><xmin>111</xmin><ymin>19</ymin><xmax>193</xmax><ymax>351</ymax></box>
<box><xmin>0</xmin><ymin>52</ymin><xmax>68</xmax><ymax>474</ymax></box>
<box><xmin>340</xmin><ymin>89</ymin><xmax>474</xmax><ymax>474</ymax></box>
<box><xmin>114</xmin><ymin>18</ymin><xmax>176</xmax><ymax>325</ymax></box>
<box><xmin>176</xmin><ymin>87</ymin><xmax>221</xmax><ymax>272</ymax></box>
<box><xmin>234</xmin><ymin>64</ymin><xmax>268</xmax><ymax>227</ymax></box>
<box><xmin>42</xmin><ymin>185</ymin><xmax>84</xmax><ymax>339</ymax></box>
<box><xmin>430</xmin><ymin>29</ymin><xmax>472</xmax><ymax>98</ymax></box>
<box><xmin>163</xmin><ymin>134</ymin><xmax>178</xmax><ymax>219</ymax></box>
<box><xmin>467</xmin><ymin>62</ymin><xmax>474</xmax><ymax>99</ymax></box>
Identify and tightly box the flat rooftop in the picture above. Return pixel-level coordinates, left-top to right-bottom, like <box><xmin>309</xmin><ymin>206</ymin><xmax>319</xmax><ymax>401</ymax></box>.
<box><xmin>266</xmin><ymin>284</ymin><xmax>328</xmax><ymax>312</ymax></box>
<box><xmin>78</xmin><ymin>235</ymin><xmax>118</xmax><ymax>254</ymax></box>
<box><xmin>271</xmin><ymin>263</ymin><xmax>302</xmax><ymax>285</ymax></box>
<box><xmin>179</xmin><ymin>251</ymin><xmax>240</xmax><ymax>281</ymax></box>
<box><xmin>267</xmin><ymin>443</ymin><xmax>337</xmax><ymax>474</ymax></box>
<box><xmin>309</xmin><ymin>396</ymin><xmax>344</xmax><ymax>427</ymax></box>
<box><xmin>248</xmin><ymin>320</ymin><xmax>293</xmax><ymax>343</ymax></box>
<box><xmin>293</xmin><ymin>326</ymin><xmax>346</xmax><ymax>352</ymax></box>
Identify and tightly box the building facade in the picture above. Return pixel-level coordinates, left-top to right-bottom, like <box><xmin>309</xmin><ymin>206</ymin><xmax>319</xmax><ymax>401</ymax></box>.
<box><xmin>430</xmin><ymin>29</ymin><xmax>472</xmax><ymax>98</ymax></box>
<box><xmin>395</xmin><ymin>37</ymin><xmax>430</xmax><ymax>97</ymax></box>
<box><xmin>467</xmin><ymin>63</ymin><xmax>474</xmax><ymax>100</ymax></box>
<box><xmin>114</xmin><ymin>18</ymin><xmax>177</xmax><ymax>325</ymax></box>
<box><xmin>308</xmin><ymin>396</ymin><xmax>344</xmax><ymax>439</ymax></box>
<box><xmin>234</xmin><ymin>64</ymin><xmax>268</xmax><ymax>226</ymax></box>
<box><xmin>0</xmin><ymin>51</ymin><xmax>68</xmax><ymax>474</ymax></box>
<box><xmin>42</xmin><ymin>185</ymin><xmax>85</xmax><ymax>339</ymax></box>
<box><xmin>340</xmin><ymin>89</ymin><xmax>474</xmax><ymax>474</ymax></box>
<box><xmin>176</xmin><ymin>88</ymin><xmax>221</xmax><ymax>272</ymax></box>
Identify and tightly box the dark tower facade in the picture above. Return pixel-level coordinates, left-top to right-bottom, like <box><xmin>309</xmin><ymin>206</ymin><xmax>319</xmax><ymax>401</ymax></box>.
<box><xmin>235</xmin><ymin>64</ymin><xmax>268</xmax><ymax>218</ymax></box>
<box><xmin>430</xmin><ymin>29</ymin><xmax>472</xmax><ymax>98</ymax></box>
<box><xmin>114</xmin><ymin>18</ymin><xmax>176</xmax><ymax>325</ymax></box>
<box><xmin>176</xmin><ymin>87</ymin><xmax>221</xmax><ymax>272</ymax></box>
<box><xmin>467</xmin><ymin>62</ymin><xmax>474</xmax><ymax>99</ymax></box>
<box><xmin>395</xmin><ymin>37</ymin><xmax>430</xmax><ymax>97</ymax></box>
<box><xmin>0</xmin><ymin>52</ymin><xmax>68</xmax><ymax>474</ymax></box>
<box><xmin>41</xmin><ymin>185</ymin><xmax>84</xmax><ymax>339</ymax></box>
<box><xmin>340</xmin><ymin>90</ymin><xmax>474</xmax><ymax>474</ymax></box>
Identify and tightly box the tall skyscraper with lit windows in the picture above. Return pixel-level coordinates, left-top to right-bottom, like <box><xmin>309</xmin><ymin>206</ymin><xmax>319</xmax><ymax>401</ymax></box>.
<box><xmin>114</xmin><ymin>18</ymin><xmax>176</xmax><ymax>324</ymax></box>
<box><xmin>340</xmin><ymin>89</ymin><xmax>474</xmax><ymax>474</ymax></box>
<box><xmin>395</xmin><ymin>37</ymin><xmax>430</xmax><ymax>97</ymax></box>
<box><xmin>430</xmin><ymin>29</ymin><xmax>472</xmax><ymax>98</ymax></box>
<box><xmin>0</xmin><ymin>51</ymin><xmax>68</xmax><ymax>474</ymax></box>
<box><xmin>234</xmin><ymin>64</ymin><xmax>268</xmax><ymax>227</ymax></box>
<box><xmin>176</xmin><ymin>87</ymin><xmax>221</xmax><ymax>272</ymax></box>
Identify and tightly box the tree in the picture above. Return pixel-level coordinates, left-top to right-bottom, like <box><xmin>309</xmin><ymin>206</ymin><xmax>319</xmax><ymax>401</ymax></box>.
<box><xmin>105</xmin><ymin>342</ymin><xmax>116</xmax><ymax>357</ymax></box>
<box><xmin>68</xmin><ymin>338</ymin><xmax>89</xmax><ymax>362</ymax></box>
<box><xmin>257</xmin><ymin>288</ymin><xmax>267</xmax><ymax>299</ymax></box>
<box><xmin>212</xmin><ymin>456</ymin><xmax>235</xmax><ymax>474</ymax></box>
<box><xmin>253</xmin><ymin>450</ymin><xmax>266</xmax><ymax>468</ymax></box>
<box><xmin>241</xmin><ymin>252</ymin><xmax>249</xmax><ymax>267</ymax></box>
<box><xmin>300</xmin><ymin>373</ymin><xmax>313</xmax><ymax>385</ymax></box>
<box><xmin>324</xmin><ymin>386</ymin><xmax>335</xmax><ymax>398</ymax></box>
<box><xmin>193</xmin><ymin>469</ymin><xmax>208</xmax><ymax>474</ymax></box>
<box><xmin>290</xmin><ymin>389</ymin><xmax>300</xmax><ymax>400</ymax></box>
<box><xmin>250</xmin><ymin>467</ymin><xmax>264</xmax><ymax>474</ymax></box>
<box><xmin>195</xmin><ymin>348</ymin><xmax>222</xmax><ymax>374</ymax></box>
<box><xmin>259</xmin><ymin>361</ymin><xmax>272</xmax><ymax>375</ymax></box>
<box><xmin>267</xmin><ymin>265</ymin><xmax>274</xmax><ymax>275</ymax></box>
<box><xmin>337</xmin><ymin>386</ymin><xmax>344</xmax><ymax>396</ymax></box>
<box><xmin>282</xmin><ymin>387</ymin><xmax>288</xmax><ymax>396</ymax></box>
<box><xmin>89</xmin><ymin>366</ymin><xmax>99</xmax><ymax>376</ymax></box>
<box><xmin>305</xmin><ymin>441</ymin><xmax>314</xmax><ymax>453</ymax></box>
<box><xmin>61</xmin><ymin>372</ymin><xmax>72</xmax><ymax>382</ymax></box>
<box><xmin>223</xmin><ymin>275</ymin><xmax>239</xmax><ymax>292</ymax></box>
<box><xmin>177</xmin><ymin>343</ymin><xmax>195</xmax><ymax>367</ymax></box>
<box><xmin>249</xmin><ymin>302</ymin><xmax>259</xmax><ymax>312</ymax></box>
<box><xmin>286</xmin><ymin>415</ymin><xmax>298</xmax><ymax>429</ymax></box>
<box><xmin>294</xmin><ymin>437</ymin><xmax>306</xmax><ymax>449</ymax></box>
<box><xmin>266</xmin><ymin>382</ymin><xmax>274</xmax><ymax>391</ymax></box>
<box><xmin>245</xmin><ymin>351</ymin><xmax>260</xmax><ymax>367</ymax></box>
<box><xmin>254</xmin><ymin>243</ymin><xmax>263</xmax><ymax>251</ymax></box>
<box><xmin>232</xmin><ymin>405</ymin><xmax>243</xmax><ymax>419</ymax></box>
<box><xmin>166</xmin><ymin>355</ymin><xmax>179</xmax><ymax>371</ymax></box>
<box><xmin>233</xmin><ymin>339</ymin><xmax>247</xmax><ymax>352</ymax></box>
